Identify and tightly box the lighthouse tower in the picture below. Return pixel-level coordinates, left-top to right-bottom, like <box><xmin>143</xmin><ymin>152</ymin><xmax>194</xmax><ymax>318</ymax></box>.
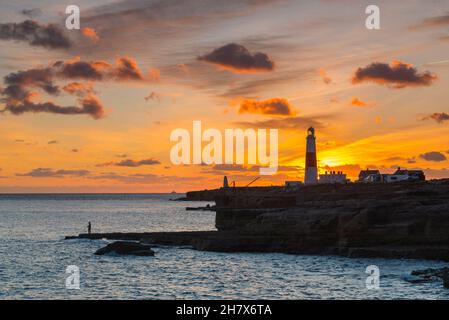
<box><xmin>304</xmin><ymin>127</ymin><xmax>318</xmax><ymax>185</ymax></box>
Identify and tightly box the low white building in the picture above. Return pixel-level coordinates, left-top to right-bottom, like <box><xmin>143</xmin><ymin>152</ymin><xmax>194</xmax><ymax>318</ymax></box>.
<box><xmin>382</xmin><ymin>173</ymin><xmax>410</xmax><ymax>183</ymax></box>
<box><xmin>358</xmin><ymin>167</ymin><xmax>425</xmax><ymax>183</ymax></box>
<box><xmin>319</xmin><ymin>171</ymin><xmax>347</xmax><ymax>184</ymax></box>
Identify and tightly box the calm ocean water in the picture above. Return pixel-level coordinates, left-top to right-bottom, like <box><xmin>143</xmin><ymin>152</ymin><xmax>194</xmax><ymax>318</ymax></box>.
<box><xmin>0</xmin><ymin>194</ymin><xmax>448</xmax><ymax>300</ymax></box>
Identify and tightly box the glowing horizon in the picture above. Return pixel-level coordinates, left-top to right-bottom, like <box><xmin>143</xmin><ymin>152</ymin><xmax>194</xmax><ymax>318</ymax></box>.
<box><xmin>1</xmin><ymin>0</ymin><xmax>449</xmax><ymax>192</ymax></box>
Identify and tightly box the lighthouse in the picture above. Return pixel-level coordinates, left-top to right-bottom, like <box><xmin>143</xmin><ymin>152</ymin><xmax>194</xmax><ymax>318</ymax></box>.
<box><xmin>304</xmin><ymin>127</ymin><xmax>318</xmax><ymax>185</ymax></box>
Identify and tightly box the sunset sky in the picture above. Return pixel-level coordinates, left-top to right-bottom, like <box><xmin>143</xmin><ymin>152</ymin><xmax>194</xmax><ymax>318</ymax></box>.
<box><xmin>1</xmin><ymin>0</ymin><xmax>449</xmax><ymax>192</ymax></box>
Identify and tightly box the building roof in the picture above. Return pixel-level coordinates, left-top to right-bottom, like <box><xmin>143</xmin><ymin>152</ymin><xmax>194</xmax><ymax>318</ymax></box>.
<box><xmin>393</xmin><ymin>169</ymin><xmax>424</xmax><ymax>175</ymax></box>
<box><xmin>359</xmin><ymin>169</ymin><xmax>380</xmax><ymax>175</ymax></box>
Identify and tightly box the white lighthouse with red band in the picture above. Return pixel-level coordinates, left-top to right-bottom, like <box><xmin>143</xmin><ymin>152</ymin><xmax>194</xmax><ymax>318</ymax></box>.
<box><xmin>305</xmin><ymin>127</ymin><xmax>318</xmax><ymax>185</ymax></box>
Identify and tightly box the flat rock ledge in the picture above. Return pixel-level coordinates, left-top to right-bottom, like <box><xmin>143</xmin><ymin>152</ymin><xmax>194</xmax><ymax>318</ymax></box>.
<box><xmin>66</xmin><ymin>182</ymin><xmax>449</xmax><ymax>262</ymax></box>
<box><xmin>94</xmin><ymin>241</ymin><xmax>155</xmax><ymax>256</ymax></box>
<box><xmin>66</xmin><ymin>231</ymin><xmax>449</xmax><ymax>261</ymax></box>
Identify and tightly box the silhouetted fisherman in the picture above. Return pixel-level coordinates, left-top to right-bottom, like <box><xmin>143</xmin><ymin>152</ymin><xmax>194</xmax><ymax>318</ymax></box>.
<box><xmin>87</xmin><ymin>221</ymin><xmax>91</xmax><ymax>234</ymax></box>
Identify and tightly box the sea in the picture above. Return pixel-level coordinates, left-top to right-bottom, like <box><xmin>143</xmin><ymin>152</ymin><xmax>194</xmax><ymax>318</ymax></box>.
<box><xmin>0</xmin><ymin>193</ymin><xmax>448</xmax><ymax>300</ymax></box>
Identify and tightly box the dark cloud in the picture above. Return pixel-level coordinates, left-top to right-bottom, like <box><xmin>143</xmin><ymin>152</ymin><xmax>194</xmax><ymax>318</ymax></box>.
<box><xmin>419</xmin><ymin>151</ymin><xmax>447</xmax><ymax>162</ymax></box>
<box><xmin>78</xmin><ymin>96</ymin><xmax>105</xmax><ymax>119</ymax></box>
<box><xmin>48</xmin><ymin>140</ymin><xmax>58</xmax><ymax>144</ymax></box>
<box><xmin>116</xmin><ymin>158</ymin><xmax>161</xmax><ymax>167</ymax></box>
<box><xmin>0</xmin><ymin>20</ymin><xmax>71</xmax><ymax>49</ymax></box>
<box><xmin>1</xmin><ymin>95</ymin><xmax>105</xmax><ymax>119</ymax></box>
<box><xmin>3</xmin><ymin>67</ymin><xmax>58</xmax><ymax>100</ymax></box>
<box><xmin>95</xmin><ymin>162</ymin><xmax>114</xmax><ymax>167</ymax></box>
<box><xmin>423</xmin><ymin>112</ymin><xmax>449</xmax><ymax>124</ymax></box>
<box><xmin>384</xmin><ymin>156</ymin><xmax>405</xmax><ymax>162</ymax></box>
<box><xmin>239</xmin><ymin>98</ymin><xmax>295</xmax><ymax>116</ymax></box>
<box><xmin>1</xmin><ymin>57</ymin><xmax>146</xmax><ymax>119</ymax></box>
<box><xmin>16</xmin><ymin>168</ymin><xmax>90</xmax><ymax>178</ymax></box>
<box><xmin>96</xmin><ymin>158</ymin><xmax>161</xmax><ymax>167</ymax></box>
<box><xmin>89</xmin><ymin>172</ymin><xmax>207</xmax><ymax>184</ymax></box>
<box><xmin>21</xmin><ymin>9</ymin><xmax>43</xmax><ymax>19</ymax></box>
<box><xmin>384</xmin><ymin>156</ymin><xmax>417</xmax><ymax>164</ymax></box>
<box><xmin>145</xmin><ymin>92</ymin><xmax>161</xmax><ymax>101</ymax></box>
<box><xmin>57</xmin><ymin>60</ymin><xmax>106</xmax><ymax>80</ymax></box>
<box><xmin>198</xmin><ymin>43</ymin><xmax>274</xmax><ymax>73</ymax></box>
<box><xmin>71</xmin><ymin>149</ymin><xmax>79</xmax><ymax>153</ymax></box>
<box><xmin>352</xmin><ymin>61</ymin><xmax>437</xmax><ymax>89</ymax></box>
<box><xmin>57</xmin><ymin>57</ymin><xmax>145</xmax><ymax>82</ymax></box>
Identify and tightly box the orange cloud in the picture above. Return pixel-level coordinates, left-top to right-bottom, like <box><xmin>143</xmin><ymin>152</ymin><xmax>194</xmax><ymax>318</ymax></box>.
<box><xmin>319</xmin><ymin>68</ymin><xmax>332</xmax><ymax>84</ymax></box>
<box><xmin>375</xmin><ymin>116</ymin><xmax>382</xmax><ymax>124</ymax></box>
<box><xmin>63</xmin><ymin>82</ymin><xmax>95</xmax><ymax>97</ymax></box>
<box><xmin>148</xmin><ymin>68</ymin><xmax>161</xmax><ymax>81</ymax></box>
<box><xmin>82</xmin><ymin>27</ymin><xmax>100</xmax><ymax>43</ymax></box>
<box><xmin>115</xmin><ymin>57</ymin><xmax>144</xmax><ymax>81</ymax></box>
<box><xmin>350</xmin><ymin>97</ymin><xmax>368</xmax><ymax>107</ymax></box>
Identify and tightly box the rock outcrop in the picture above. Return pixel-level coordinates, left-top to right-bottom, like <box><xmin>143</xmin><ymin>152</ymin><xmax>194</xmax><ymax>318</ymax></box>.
<box><xmin>94</xmin><ymin>241</ymin><xmax>155</xmax><ymax>256</ymax></box>
<box><xmin>66</xmin><ymin>180</ymin><xmax>449</xmax><ymax>261</ymax></box>
<box><xmin>404</xmin><ymin>267</ymin><xmax>449</xmax><ymax>288</ymax></box>
<box><xmin>212</xmin><ymin>181</ymin><xmax>449</xmax><ymax>259</ymax></box>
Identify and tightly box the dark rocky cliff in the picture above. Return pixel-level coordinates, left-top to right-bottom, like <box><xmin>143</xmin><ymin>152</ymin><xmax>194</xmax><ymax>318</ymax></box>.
<box><xmin>212</xmin><ymin>181</ymin><xmax>449</xmax><ymax>259</ymax></box>
<box><xmin>67</xmin><ymin>180</ymin><xmax>449</xmax><ymax>261</ymax></box>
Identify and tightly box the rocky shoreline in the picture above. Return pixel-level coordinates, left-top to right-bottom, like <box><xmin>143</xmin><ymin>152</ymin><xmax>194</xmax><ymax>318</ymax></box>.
<box><xmin>404</xmin><ymin>267</ymin><xmax>449</xmax><ymax>288</ymax></box>
<box><xmin>67</xmin><ymin>231</ymin><xmax>449</xmax><ymax>261</ymax></box>
<box><xmin>66</xmin><ymin>180</ymin><xmax>449</xmax><ymax>262</ymax></box>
